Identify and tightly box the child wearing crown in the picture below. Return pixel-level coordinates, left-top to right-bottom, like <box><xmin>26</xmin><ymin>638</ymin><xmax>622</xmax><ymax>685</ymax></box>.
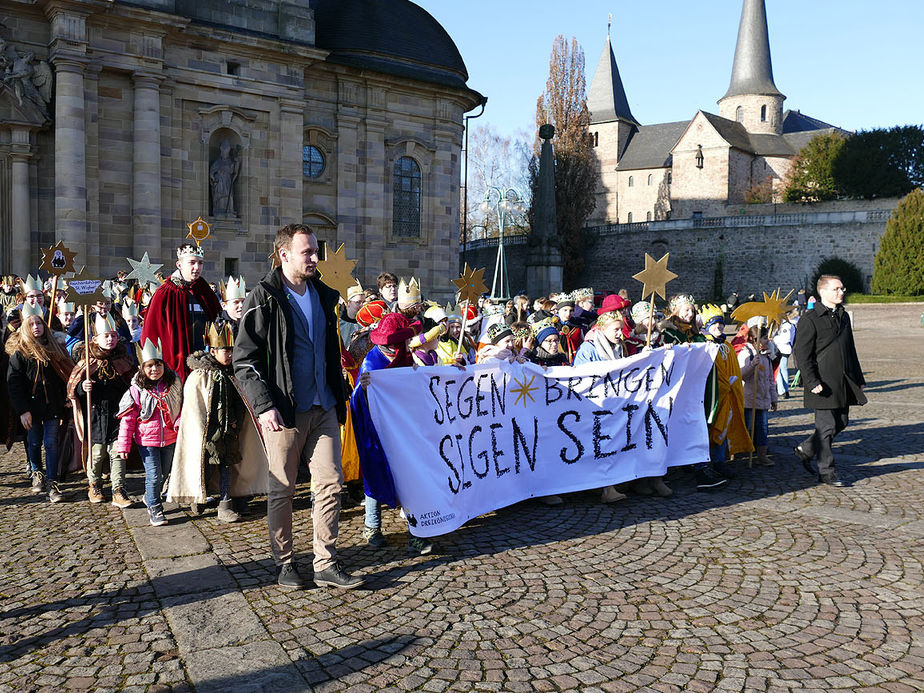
<box><xmin>167</xmin><ymin>319</ymin><xmax>266</xmax><ymax>522</ymax></box>
<box><xmin>115</xmin><ymin>339</ymin><xmax>183</xmax><ymax>526</ymax></box>
<box><xmin>67</xmin><ymin>313</ymin><xmax>137</xmax><ymax>506</ymax></box>
<box><xmin>6</xmin><ymin>303</ymin><xmax>74</xmax><ymax>501</ymax></box>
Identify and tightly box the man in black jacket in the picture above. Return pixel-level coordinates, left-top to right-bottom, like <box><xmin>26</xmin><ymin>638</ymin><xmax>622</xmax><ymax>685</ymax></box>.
<box><xmin>793</xmin><ymin>275</ymin><xmax>866</xmax><ymax>487</ymax></box>
<box><xmin>234</xmin><ymin>224</ymin><xmax>361</xmax><ymax>589</ymax></box>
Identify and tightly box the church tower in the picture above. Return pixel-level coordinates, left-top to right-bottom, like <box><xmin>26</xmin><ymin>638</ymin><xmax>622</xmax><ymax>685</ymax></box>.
<box><xmin>717</xmin><ymin>0</ymin><xmax>785</xmax><ymax>135</ymax></box>
<box><xmin>587</xmin><ymin>21</ymin><xmax>638</xmax><ymax>224</ymax></box>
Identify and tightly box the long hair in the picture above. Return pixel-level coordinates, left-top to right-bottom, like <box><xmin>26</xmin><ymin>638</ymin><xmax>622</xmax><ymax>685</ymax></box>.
<box><xmin>5</xmin><ymin>315</ymin><xmax>74</xmax><ymax>379</ymax></box>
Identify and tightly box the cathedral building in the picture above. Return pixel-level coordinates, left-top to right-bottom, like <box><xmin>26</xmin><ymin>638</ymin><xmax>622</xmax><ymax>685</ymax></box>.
<box><xmin>587</xmin><ymin>0</ymin><xmax>845</xmax><ymax>225</ymax></box>
<box><xmin>0</xmin><ymin>0</ymin><xmax>483</xmax><ymax>291</ymax></box>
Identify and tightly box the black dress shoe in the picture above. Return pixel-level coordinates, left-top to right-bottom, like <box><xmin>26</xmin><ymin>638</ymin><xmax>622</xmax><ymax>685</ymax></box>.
<box><xmin>277</xmin><ymin>563</ymin><xmax>309</xmax><ymax>588</ymax></box>
<box><xmin>823</xmin><ymin>479</ymin><xmax>850</xmax><ymax>488</ymax></box>
<box><xmin>794</xmin><ymin>445</ymin><xmax>815</xmax><ymax>475</ymax></box>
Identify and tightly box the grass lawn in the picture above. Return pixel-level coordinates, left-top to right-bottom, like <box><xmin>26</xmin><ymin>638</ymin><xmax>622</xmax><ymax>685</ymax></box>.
<box><xmin>848</xmin><ymin>294</ymin><xmax>924</xmax><ymax>304</ymax></box>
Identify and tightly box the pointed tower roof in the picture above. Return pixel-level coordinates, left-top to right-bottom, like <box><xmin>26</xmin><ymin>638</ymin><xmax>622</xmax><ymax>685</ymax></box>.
<box><xmin>722</xmin><ymin>0</ymin><xmax>783</xmax><ymax>100</ymax></box>
<box><xmin>588</xmin><ymin>33</ymin><xmax>638</xmax><ymax>126</ymax></box>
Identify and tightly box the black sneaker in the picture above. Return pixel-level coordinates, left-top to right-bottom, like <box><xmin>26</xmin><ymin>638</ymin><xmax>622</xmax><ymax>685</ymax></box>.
<box><xmin>408</xmin><ymin>536</ymin><xmax>434</xmax><ymax>555</ymax></box>
<box><xmin>313</xmin><ymin>561</ymin><xmax>363</xmax><ymax>589</ymax></box>
<box><xmin>695</xmin><ymin>466</ymin><xmax>728</xmax><ymax>490</ymax></box>
<box><xmin>148</xmin><ymin>505</ymin><xmax>168</xmax><ymax>526</ymax></box>
<box><xmin>712</xmin><ymin>460</ymin><xmax>737</xmax><ymax>480</ymax></box>
<box><xmin>277</xmin><ymin>563</ymin><xmax>309</xmax><ymax>589</ymax></box>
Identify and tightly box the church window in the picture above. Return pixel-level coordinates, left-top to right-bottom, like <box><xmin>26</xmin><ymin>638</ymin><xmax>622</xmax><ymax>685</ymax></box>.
<box><xmin>761</xmin><ymin>105</ymin><xmax>767</xmax><ymax>122</ymax></box>
<box><xmin>647</xmin><ymin>211</ymin><xmax>652</xmax><ymax>221</ymax></box>
<box><xmin>647</xmin><ymin>174</ymin><xmax>653</xmax><ymax>186</ymax></box>
<box><xmin>303</xmin><ymin>145</ymin><xmax>325</xmax><ymax>178</ymax></box>
<box><xmin>628</xmin><ymin>176</ymin><xmax>634</xmax><ymax>187</ymax></box>
<box><xmin>695</xmin><ymin>146</ymin><xmax>704</xmax><ymax>169</ymax></box>
<box><xmin>736</xmin><ymin>106</ymin><xmax>744</xmax><ymax>122</ymax></box>
<box><xmin>627</xmin><ymin>212</ymin><xmax>633</xmax><ymax>223</ymax></box>
<box><xmin>667</xmin><ymin>171</ymin><xmax>673</xmax><ymax>185</ymax></box>
<box><xmin>224</xmin><ymin>258</ymin><xmax>238</xmax><ymax>276</ymax></box>
<box><xmin>393</xmin><ymin>156</ymin><xmax>422</xmax><ymax>237</ymax></box>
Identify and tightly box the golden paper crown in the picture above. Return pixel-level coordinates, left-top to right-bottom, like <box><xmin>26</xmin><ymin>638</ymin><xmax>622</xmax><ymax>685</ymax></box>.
<box><xmin>397</xmin><ymin>277</ymin><xmax>421</xmax><ymax>309</ymax></box>
<box><xmin>57</xmin><ymin>301</ymin><xmax>76</xmax><ymax>314</ymax></box>
<box><xmin>699</xmin><ymin>304</ymin><xmax>725</xmax><ymax>325</ymax></box>
<box><xmin>177</xmin><ymin>243</ymin><xmax>205</xmax><ymax>260</ymax></box>
<box><xmin>138</xmin><ymin>338</ymin><xmax>163</xmax><ymax>364</ymax></box>
<box><xmin>205</xmin><ymin>321</ymin><xmax>235</xmax><ymax>349</ymax></box>
<box><xmin>221</xmin><ymin>276</ymin><xmax>246</xmax><ymax>301</ymax></box>
<box><xmin>21</xmin><ymin>303</ymin><xmax>44</xmax><ymax>319</ymax></box>
<box><xmin>121</xmin><ymin>298</ymin><xmax>139</xmax><ymax>320</ymax></box>
<box><xmin>92</xmin><ymin>313</ymin><xmax>118</xmax><ymax>336</ymax></box>
<box><xmin>20</xmin><ymin>274</ymin><xmax>43</xmax><ymax>294</ymax></box>
<box><xmin>346</xmin><ymin>281</ymin><xmax>364</xmax><ymax>302</ymax></box>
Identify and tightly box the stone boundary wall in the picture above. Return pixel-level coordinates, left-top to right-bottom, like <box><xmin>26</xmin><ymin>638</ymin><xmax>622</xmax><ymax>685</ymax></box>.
<box><xmin>461</xmin><ymin>206</ymin><xmax>895</xmax><ymax>299</ymax></box>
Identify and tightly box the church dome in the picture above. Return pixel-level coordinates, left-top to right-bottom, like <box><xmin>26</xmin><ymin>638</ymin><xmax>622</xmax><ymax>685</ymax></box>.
<box><xmin>310</xmin><ymin>0</ymin><xmax>469</xmax><ymax>90</ymax></box>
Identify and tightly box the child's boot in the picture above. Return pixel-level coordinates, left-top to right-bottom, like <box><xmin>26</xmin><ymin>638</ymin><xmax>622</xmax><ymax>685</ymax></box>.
<box><xmin>217</xmin><ymin>500</ymin><xmax>240</xmax><ymax>523</ymax></box>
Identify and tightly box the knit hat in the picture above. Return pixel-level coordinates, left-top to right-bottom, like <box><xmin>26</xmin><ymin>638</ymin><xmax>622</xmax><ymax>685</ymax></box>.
<box><xmin>487</xmin><ymin>322</ymin><xmax>513</xmax><ymax>345</ymax></box>
<box><xmin>535</xmin><ymin>324</ymin><xmax>559</xmax><ymax>346</ymax></box>
<box><xmin>370</xmin><ymin>313</ymin><xmax>419</xmax><ymax>346</ymax></box>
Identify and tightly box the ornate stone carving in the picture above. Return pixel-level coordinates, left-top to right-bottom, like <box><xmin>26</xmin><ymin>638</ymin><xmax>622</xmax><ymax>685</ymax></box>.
<box><xmin>0</xmin><ymin>39</ymin><xmax>53</xmax><ymax>122</ymax></box>
<box><xmin>209</xmin><ymin>138</ymin><xmax>241</xmax><ymax>217</ymax></box>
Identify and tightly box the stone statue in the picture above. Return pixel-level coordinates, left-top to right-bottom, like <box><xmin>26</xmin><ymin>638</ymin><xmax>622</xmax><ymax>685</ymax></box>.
<box><xmin>209</xmin><ymin>138</ymin><xmax>241</xmax><ymax>217</ymax></box>
<box><xmin>0</xmin><ymin>41</ymin><xmax>53</xmax><ymax>121</ymax></box>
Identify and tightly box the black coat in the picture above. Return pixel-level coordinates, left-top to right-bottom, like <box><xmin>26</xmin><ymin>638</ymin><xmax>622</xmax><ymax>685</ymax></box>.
<box><xmin>233</xmin><ymin>268</ymin><xmax>347</xmax><ymax>428</ymax></box>
<box><xmin>792</xmin><ymin>303</ymin><xmax>866</xmax><ymax>410</ymax></box>
<box><xmin>6</xmin><ymin>351</ymin><xmax>68</xmax><ymax>420</ymax></box>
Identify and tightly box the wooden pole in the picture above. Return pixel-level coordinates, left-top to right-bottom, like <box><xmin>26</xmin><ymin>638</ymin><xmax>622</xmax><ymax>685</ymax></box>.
<box><xmin>644</xmin><ymin>297</ymin><xmax>656</xmax><ymax>348</ymax></box>
<box><xmin>46</xmin><ymin>276</ymin><xmax>58</xmax><ymax>327</ymax></box>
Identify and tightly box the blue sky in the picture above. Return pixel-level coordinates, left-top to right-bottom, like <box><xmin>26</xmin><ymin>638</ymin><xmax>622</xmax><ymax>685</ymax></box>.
<box><xmin>415</xmin><ymin>0</ymin><xmax>924</xmax><ymax>137</ymax></box>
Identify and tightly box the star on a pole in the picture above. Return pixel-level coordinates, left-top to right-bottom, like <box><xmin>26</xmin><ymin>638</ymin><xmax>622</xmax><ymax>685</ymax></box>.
<box><xmin>316</xmin><ymin>243</ymin><xmax>357</xmax><ymax>301</ymax></box>
<box><xmin>452</xmin><ymin>263</ymin><xmax>488</xmax><ymax>305</ymax></box>
<box><xmin>731</xmin><ymin>288</ymin><xmax>794</xmax><ymax>329</ymax></box>
<box><xmin>510</xmin><ymin>373</ymin><xmax>538</xmax><ymax>408</ymax></box>
<box><xmin>268</xmin><ymin>247</ymin><xmax>282</xmax><ymax>269</ymax></box>
<box><xmin>186</xmin><ymin>216</ymin><xmax>211</xmax><ymax>245</ymax></box>
<box><xmin>39</xmin><ymin>241</ymin><xmax>77</xmax><ymax>276</ymax></box>
<box><xmin>125</xmin><ymin>252</ymin><xmax>163</xmax><ymax>286</ymax></box>
<box><xmin>66</xmin><ymin>266</ymin><xmax>105</xmax><ymax>307</ymax></box>
<box><xmin>632</xmin><ymin>253</ymin><xmax>678</xmax><ymax>300</ymax></box>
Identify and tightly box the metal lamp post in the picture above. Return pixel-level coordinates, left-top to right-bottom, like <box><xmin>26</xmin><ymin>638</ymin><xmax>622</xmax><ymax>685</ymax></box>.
<box><xmin>481</xmin><ymin>186</ymin><xmax>524</xmax><ymax>301</ymax></box>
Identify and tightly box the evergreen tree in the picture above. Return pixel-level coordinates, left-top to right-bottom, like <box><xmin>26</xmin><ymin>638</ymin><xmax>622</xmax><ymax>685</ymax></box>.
<box><xmin>870</xmin><ymin>188</ymin><xmax>924</xmax><ymax>295</ymax></box>
<box><xmin>782</xmin><ymin>132</ymin><xmax>845</xmax><ymax>202</ymax></box>
<box><xmin>530</xmin><ymin>35</ymin><xmax>596</xmax><ymax>287</ymax></box>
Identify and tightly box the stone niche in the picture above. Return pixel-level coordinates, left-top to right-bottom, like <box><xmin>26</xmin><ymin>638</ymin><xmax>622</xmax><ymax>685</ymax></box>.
<box><xmin>208</xmin><ymin>127</ymin><xmax>243</xmax><ymax>221</ymax></box>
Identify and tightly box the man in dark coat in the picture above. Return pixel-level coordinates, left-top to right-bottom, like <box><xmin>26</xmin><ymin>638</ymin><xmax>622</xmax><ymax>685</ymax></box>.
<box><xmin>793</xmin><ymin>275</ymin><xmax>866</xmax><ymax>487</ymax></box>
<box><xmin>234</xmin><ymin>223</ymin><xmax>360</xmax><ymax>591</ymax></box>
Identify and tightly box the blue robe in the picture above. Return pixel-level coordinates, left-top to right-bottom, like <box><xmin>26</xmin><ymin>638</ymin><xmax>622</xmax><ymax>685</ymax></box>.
<box><xmin>349</xmin><ymin>346</ymin><xmax>399</xmax><ymax>508</ymax></box>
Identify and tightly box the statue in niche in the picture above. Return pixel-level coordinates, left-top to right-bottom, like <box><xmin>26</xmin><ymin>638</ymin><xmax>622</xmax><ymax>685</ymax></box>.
<box><xmin>209</xmin><ymin>138</ymin><xmax>242</xmax><ymax>217</ymax></box>
<box><xmin>0</xmin><ymin>40</ymin><xmax>53</xmax><ymax>121</ymax></box>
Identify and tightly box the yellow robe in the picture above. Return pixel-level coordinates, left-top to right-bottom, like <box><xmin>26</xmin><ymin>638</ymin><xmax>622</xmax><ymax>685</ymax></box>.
<box><xmin>338</xmin><ymin>370</ymin><xmax>361</xmax><ymax>483</ymax></box>
<box><xmin>708</xmin><ymin>341</ymin><xmax>753</xmax><ymax>456</ymax></box>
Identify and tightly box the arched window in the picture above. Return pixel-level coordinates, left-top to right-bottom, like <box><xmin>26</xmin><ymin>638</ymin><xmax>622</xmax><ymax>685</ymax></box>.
<box><xmin>628</xmin><ymin>176</ymin><xmax>634</xmax><ymax>187</ymax></box>
<box><xmin>647</xmin><ymin>174</ymin><xmax>653</xmax><ymax>186</ymax></box>
<box><xmin>646</xmin><ymin>211</ymin><xmax>652</xmax><ymax>222</ymax></box>
<box><xmin>736</xmin><ymin>106</ymin><xmax>744</xmax><ymax>122</ymax></box>
<box><xmin>393</xmin><ymin>156</ymin><xmax>421</xmax><ymax>237</ymax></box>
<box><xmin>760</xmin><ymin>105</ymin><xmax>767</xmax><ymax>122</ymax></box>
<box><xmin>667</xmin><ymin>171</ymin><xmax>673</xmax><ymax>185</ymax></box>
<box><xmin>627</xmin><ymin>212</ymin><xmax>633</xmax><ymax>223</ymax></box>
<box><xmin>303</xmin><ymin>145</ymin><xmax>325</xmax><ymax>178</ymax></box>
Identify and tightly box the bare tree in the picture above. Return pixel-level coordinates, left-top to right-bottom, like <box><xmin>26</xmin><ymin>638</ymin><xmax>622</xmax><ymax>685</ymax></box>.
<box><xmin>530</xmin><ymin>35</ymin><xmax>597</xmax><ymax>286</ymax></box>
<box><xmin>465</xmin><ymin>124</ymin><xmax>531</xmax><ymax>240</ymax></box>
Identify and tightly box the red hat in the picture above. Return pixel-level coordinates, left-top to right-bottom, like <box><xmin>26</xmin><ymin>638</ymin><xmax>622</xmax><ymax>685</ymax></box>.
<box><xmin>356</xmin><ymin>299</ymin><xmax>388</xmax><ymax>327</ymax></box>
<box><xmin>370</xmin><ymin>313</ymin><xmax>420</xmax><ymax>346</ymax></box>
<box><xmin>599</xmin><ymin>294</ymin><xmax>630</xmax><ymax>315</ymax></box>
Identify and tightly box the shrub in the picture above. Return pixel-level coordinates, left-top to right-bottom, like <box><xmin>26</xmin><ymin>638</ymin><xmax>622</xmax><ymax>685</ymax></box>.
<box><xmin>870</xmin><ymin>188</ymin><xmax>924</xmax><ymax>295</ymax></box>
<box><xmin>811</xmin><ymin>257</ymin><xmax>865</xmax><ymax>295</ymax></box>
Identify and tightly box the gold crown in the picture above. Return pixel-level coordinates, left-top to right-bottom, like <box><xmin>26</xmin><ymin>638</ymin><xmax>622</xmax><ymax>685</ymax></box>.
<box><xmin>57</xmin><ymin>301</ymin><xmax>76</xmax><ymax>314</ymax></box>
<box><xmin>699</xmin><ymin>304</ymin><xmax>724</xmax><ymax>324</ymax></box>
<box><xmin>346</xmin><ymin>280</ymin><xmax>364</xmax><ymax>301</ymax></box>
<box><xmin>121</xmin><ymin>298</ymin><xmax>139</xmax><ymax>319</ymax></box>
<box><xmin>92</xmin><ymin>313</ymin><xmax>118</xmax><ymax>337</ymax></box>
<box><xmin>397</xmin><ymin>277</ymin><xmax>421</xmax><ymax>309</ymax></box>
<box><xmin>138</xmin><ymin>338</ymin><xmax>163</xmax><ymax>364</ymax></box>
<box><xmin>21</xmin><ymin>303</ymin><xmax>44</xmax><ymax>319</ymax></box>
<box><xmin>205</xmin><ymin>321</ymin><xmax>234</xmax><ymax>349</ymax></box>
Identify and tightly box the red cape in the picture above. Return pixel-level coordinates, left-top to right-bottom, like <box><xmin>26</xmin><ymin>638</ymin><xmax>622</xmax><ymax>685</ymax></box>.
<box><xmin>140</xmin><ymin>277</ymin><xmax>221</xmax><ymax>381</ymax></box>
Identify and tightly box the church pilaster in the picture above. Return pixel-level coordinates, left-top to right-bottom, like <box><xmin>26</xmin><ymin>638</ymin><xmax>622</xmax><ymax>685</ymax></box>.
<box><xmin>132</xmin><ymin>71</ymin><xmax>163</xmax><ymax>259</ymax></box>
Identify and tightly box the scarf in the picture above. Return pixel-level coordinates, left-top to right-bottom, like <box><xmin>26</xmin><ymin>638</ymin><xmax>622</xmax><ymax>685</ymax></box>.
<box><xmin>592</xmin><ymin>330</ymin><xmax>623</xmax><ymax>361</ymax></box>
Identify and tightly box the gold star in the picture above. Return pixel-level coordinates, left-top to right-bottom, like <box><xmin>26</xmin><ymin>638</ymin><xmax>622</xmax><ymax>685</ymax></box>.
<box><xmin>125</xmin><ymin>252</ymin><xmax>163</xmax><ymax>286</ymax></box>
<box><xmin>39</xmin><ymin>241</ymin><xmax>77</xmax><ymax>277</ymax></box>
<box><xmin>731</xmin><ymin>288</ymin><xmax>794</xmax><ymax>329</ymax></box>
<box><xmin>268</xmin><ymin>247</ymin><xmax>282</xmax><ymax>269</ymax></box>
<box><xmin>510</xmin><ymin>373</ymin><xmax>538</xmax><ymax>408</ymax></box>
<box><xmin>66</xmin><ymin>266</ymin><xmax>105</xmax><ymax>307</ymax></box>
<box><xmin>451</xmin><ymin>263</ymin><xmax>488</xmax><ymax>306</ymax></box>
<box><xmin>317</xmin><ymin>243</ymin><xmax>357</xmax><ymax>301</ymax></box>
<box><xmin>186</xmin><ymin>216</ymin><xmax>211</xmax><ymax>244</ymax></box>
<box><xmin>632</xmin><ymin>253</ymin><xmax>678</xmax><ymax>300</ymax></box>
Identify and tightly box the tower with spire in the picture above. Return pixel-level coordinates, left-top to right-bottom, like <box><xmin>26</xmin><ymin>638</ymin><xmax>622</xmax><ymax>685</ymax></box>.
<box><xmin>717</xmin><ymin>0</ymin><xmax>785</xmax><ymax>135</ymax></box>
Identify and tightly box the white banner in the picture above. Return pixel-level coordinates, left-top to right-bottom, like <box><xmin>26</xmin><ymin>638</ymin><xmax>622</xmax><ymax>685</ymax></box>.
<box><xmin>366</xmin><ymin>343</ymin><xmax>718</xmax><ymax>537</ymax></box>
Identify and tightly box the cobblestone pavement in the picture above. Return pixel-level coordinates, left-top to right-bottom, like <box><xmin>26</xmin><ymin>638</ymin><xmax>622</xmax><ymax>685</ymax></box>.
<box><xmin>1</xmin><ymin>303</ymin><xmax>922</xmax><ymax>692</ymax></box>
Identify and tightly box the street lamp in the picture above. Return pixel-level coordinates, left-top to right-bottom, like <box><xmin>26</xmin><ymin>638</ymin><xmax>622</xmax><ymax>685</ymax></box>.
<box><xmin>481</xmin><ymin>186</ymin><xmax>524</xmax><ymax>301</ymax></box>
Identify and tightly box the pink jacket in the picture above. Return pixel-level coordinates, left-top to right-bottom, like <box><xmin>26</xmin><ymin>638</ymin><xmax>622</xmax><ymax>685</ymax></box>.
<box><xmin>116</xmin><ymin>380</ymin><xmax>180</xmax><ymax>453</ymax></box>
<box><xmin>738</xmin><ymin>345</ymin><xmax>778</xmax><ymax>411</ymax></box>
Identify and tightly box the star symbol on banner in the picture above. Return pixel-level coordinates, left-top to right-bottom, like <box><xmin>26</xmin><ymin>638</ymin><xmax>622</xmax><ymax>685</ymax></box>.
<box><xmin>632</xmin><ymin>252</ymin><xmax>677</xmax><ymax>300</ymax></box>
<box><xmin>510</xmin><ymin>373</ymin><xmax>538</xmax><ymax>408</ymax></box>
<box><xmin>39</xmin><ymin>241</ymin><xmax>77</xmax><ymax>277</ymax></box>
<box><xmin>451</xmin><ymin>263</ymin><xmax>488</xmax><ymax>306</ymax></box>
<box><xmin>125</xmin><ymin>252</ymin><xmax>163</xmax><ymax>286</ymax></box>
<box><xmin>317</xmin><ymin>243</ymin><xmax>357</xmax><ymax>301</ymax></box>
